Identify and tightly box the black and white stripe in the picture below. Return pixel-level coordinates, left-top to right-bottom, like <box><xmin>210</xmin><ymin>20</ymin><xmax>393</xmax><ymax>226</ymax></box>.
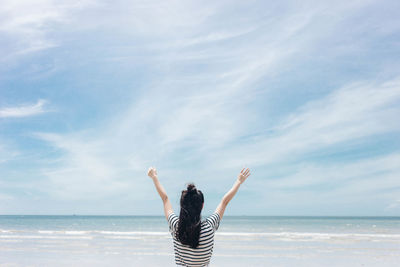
<box><xmin>168</xmin><ymin>212</ymin><xmax>220</xmax><ymax>267</ymax></box>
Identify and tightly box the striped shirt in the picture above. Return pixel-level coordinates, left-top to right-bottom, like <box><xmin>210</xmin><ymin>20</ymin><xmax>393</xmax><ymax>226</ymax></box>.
<box><xmin>168</xmin><ymin>212</ymin><xmax>221</xmax><ymax>267</ymax></box>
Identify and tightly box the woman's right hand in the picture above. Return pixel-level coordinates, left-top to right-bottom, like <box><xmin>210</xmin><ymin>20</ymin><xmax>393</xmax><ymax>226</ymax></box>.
<box><xmin>237</xmin><ymin>168</ymin><xmax>251</xmax><ymax>184</ymax></box>
<box><xmin>147</xmin><ymin>167</ymin><xmax>158</xmax><ymax>180</ymax></box>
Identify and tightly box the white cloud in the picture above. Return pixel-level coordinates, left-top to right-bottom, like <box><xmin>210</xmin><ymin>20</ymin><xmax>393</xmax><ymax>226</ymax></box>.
<box><xmin>0</xmin><ymin>99</ymin><xmax>48</xmax><ymax>118</ymax></box>
<box><xmin>0</xmin><ymin>193</ymin><xmax>14</xmax><ymax>201</ymax></box>
<box><xmin>208</xmin><ymin>77</ymin><xmax>400</xmax><ymax>169</ymax></box>
<box><xmin>263</xmin><ymin>152</ymin><xmax>400</xmax><ymax>191</ymax></box>
<box><xmin>0</xmin><ymin>0</ymin><xmax>97</xmax><ymax>60</ymax></box>
<box><xmin>385</xmin><ymin>199</ymin><xmax>400</xmax><ymax>211</ymax></box>
<box><xmin>2</xmin><ymin>0</ymin><xmax>399</xmax><ymax>215</ymax></box>
<box><xmin>32</xmin><ymin>132</ymin><xmax>127</xmax><ymax>199</ymax></box>
<box><xmin>245</xmin><ymin>152</ymin><xmax>400</xmax><ymax>215</ymax></box>
<box><xmin>0</xmin><ymin>141</ymin><xmax>20</xmax><ymax>164</ymax></box>
<box><xmin>30</xmin><ymin>1</ymin><xmax>399</xmax><ymax>199</ymax></box>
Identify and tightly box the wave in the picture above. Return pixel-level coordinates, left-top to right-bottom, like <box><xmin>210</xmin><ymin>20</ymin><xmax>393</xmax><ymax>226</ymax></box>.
<box><xmin>38</xmin><ymin>230</ymin><xmax>87</xmax><ymax>235</ymax></box>
<box><xmin>217</xmin><ymin>232</ymin><xmax>400</xmax><ymax>239</ymax></box>
<box><xmin>1</xmin><ymin>229</ymin><xmax>399</xmax><ymax>241</ymax></box>
<box><xmin>0</xmin><ymin>234</ymin><xmax>92</xmax><ymax>240</ymax></box>
<box><xmin>97</xmin><ymin>231</ymin><xmax>167</xmax><ymax>236</ymax></box>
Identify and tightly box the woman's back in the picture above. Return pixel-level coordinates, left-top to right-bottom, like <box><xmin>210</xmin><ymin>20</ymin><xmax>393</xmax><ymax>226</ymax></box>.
<box><xmin>147</xmin><ymin>167</ymin><xmax>251</xmax><ymax>266</ymax></box>
<box><xmin>168</xmin><ymin>212</ymin><xmax>221</xmax><ymax>267</ymax></box>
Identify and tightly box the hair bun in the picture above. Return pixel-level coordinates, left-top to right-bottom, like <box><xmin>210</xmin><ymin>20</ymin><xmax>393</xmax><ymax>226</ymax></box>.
<box><xmin>187</xmin><ymin>183</ymin><xmax>196</xmax><ymax>192</ymax></box>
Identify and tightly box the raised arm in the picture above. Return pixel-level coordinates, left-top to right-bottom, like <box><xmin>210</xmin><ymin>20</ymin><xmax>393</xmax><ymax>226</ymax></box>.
<box><xmin>215</xmin><ymin>168</ymin><xmax>251</xmax><ymax>220</ymax></box>
<box><xmin>147</xmin><ymin>167</ymin><xmax>174</xmax><ymax>220</ymax></box>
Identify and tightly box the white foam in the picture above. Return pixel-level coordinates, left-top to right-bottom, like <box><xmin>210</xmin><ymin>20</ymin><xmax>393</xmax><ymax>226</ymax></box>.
<box><xmin>1</xmin><ymin>229</ymin><xmax>399</xmax><ymax>242</ymax></box>
<box><xmin>38</xmin><ymin>230</ymin><xmax>88</xmax><ymax>235</ymax></box>
<box><xmin>65</xmin><ymin>231</ymin><xmax>87</xmax><ymax>235</ymax></box>
<box><xmin>95</xmin><ymin>231</ymin><xmax>168</xmax><ymax>236</ymax></box>
<box><xmin>0</xmin><ymin>235</ymin><xmax>92</xmax><ymax>240</ymax></box>
<box><xmin>216</xmin><ymin>232</ymin><xmax>400</xmax><ymax>241</ymax></box>
<box><xmin>38</xmin><ymin>230</ymin><xmax>57</xmax><ymax>234</ymax></box>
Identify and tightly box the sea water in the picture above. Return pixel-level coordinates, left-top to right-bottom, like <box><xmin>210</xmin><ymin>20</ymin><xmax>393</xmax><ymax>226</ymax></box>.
<box><xmin>0</xmin><ymin>215</ymin><xmax>399</xmax><ymax>266</ymax></box>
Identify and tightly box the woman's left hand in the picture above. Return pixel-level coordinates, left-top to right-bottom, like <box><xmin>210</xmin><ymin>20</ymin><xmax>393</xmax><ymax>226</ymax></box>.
<box><xmin>147</xmin><ymin>167</ymin><xmax>158</xmax><ymax>179</ymax></box>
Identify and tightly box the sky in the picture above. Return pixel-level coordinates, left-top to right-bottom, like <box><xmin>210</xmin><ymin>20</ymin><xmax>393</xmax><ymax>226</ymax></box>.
<box><xmin>0</xmin><ymin>0</ymin><xmax>399</xmax><ymax>216</ymax></box>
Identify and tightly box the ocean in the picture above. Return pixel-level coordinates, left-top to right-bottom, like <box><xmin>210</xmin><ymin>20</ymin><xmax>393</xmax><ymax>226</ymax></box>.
<box><xmin>0</xmin><ymin>215</ymin><xmax>399</xmax><ymax>266</ymax></box>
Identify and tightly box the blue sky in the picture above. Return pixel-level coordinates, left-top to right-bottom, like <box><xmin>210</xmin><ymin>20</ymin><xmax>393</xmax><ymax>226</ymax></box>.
<box><xmin>0</xmin><ymin>0</ymin><xmax>399</xmax><ymax>216</ymax></box>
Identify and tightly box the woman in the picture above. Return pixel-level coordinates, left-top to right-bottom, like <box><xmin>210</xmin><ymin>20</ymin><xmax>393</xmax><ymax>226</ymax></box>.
<box><xmin>147</xmin><ymin>167</ymin><xmax>251</xmax><ymax>266</ymax></box>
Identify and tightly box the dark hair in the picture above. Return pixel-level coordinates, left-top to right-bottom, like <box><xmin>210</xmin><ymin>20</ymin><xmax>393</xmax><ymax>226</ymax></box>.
<box><xmin>176</xmin><ymin>183</ymin><xmax>204</xmax><ymax>249</ymax></box>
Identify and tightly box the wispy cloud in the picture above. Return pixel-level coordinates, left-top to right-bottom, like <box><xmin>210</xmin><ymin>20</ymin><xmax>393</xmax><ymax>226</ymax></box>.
<box><xmin>1</xmin><ymin>0</ymin><xmax>400</xmax><ymax>214</ymax></box>
<box><xmin>26</xmin><ymin>1</ymin><xmax>320</xmax><ymax>201</ymax></box>
<box><xmin>385</xmin><ymin>199</ymin><xmax>400</xmax><ymax>211</ymax></box>
<box><xmin>0</xmin><ymin>0</ymin><xmax>96</xmax><ymax>60</ymax></box>
<box><xmin>209</xmin><ymin>77</ymin><xmax>400</xmax><ymax>169</ymax></box>
<box><xmin>261</xmin><ymin>152</ymin><xmax>400</xmax><ymax>195</ymax></box>
<box><xmin>0</xmin><ymin>99</ymin><xmax>48</xmax><ymax>118</ymax></box>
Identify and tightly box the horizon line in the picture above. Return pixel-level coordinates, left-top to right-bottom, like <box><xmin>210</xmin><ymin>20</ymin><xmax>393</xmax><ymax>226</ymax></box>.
<box><xmin>1</xmin><ymin>214</ymin><xmax>399</xmax><ymax>218</ymax></box>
